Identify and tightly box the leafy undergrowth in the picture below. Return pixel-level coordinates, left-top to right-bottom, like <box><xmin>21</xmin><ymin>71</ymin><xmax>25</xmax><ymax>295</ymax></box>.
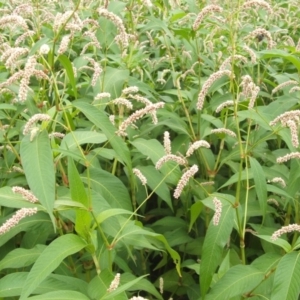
<box><xmin>0</xmin><ymin>0</ymin><xmax>300</xmax><ymax>299</ymax></box>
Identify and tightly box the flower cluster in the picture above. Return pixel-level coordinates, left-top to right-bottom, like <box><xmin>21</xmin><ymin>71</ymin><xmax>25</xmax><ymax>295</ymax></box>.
<box><xmin>1</xmin><ymin>47</ymin><xmax>29</xmax><ymax>70</ymax></box>
<box><xmin>159</xmin><ymin>277</ymin><xmax>164</xmax><ymax>294</ymax></box>
<box><xmin>112</xmin><ymin>98</ymin><xmax>133</xmax><ymax>110</ymax></box>
<box><xmin>23</xmin><ymin>114</ymin><xmax>51</xmax><ymax>135</ymax></box>
<box><xmin>107</xmin><ymin>273</ymin><xmax>120</xmax><ymax>292</ymax></box>
<box><xmin>215</xmin><ymin>100</ymin><xmax>234</xmax><ymax>113</ymax></box>
<box><xmin>286</xmin><ymin>120</ymin><xmax>299</xmax><ymax>148</ymax></box>
<box><xmin>297</xmin><ymin>39</ymin><xmax>300</xmax><ymax>52</ymax></box>
<box><xmin>39</xmin><ymin>44</ymin><xmax>50</xmax><ymax>55</ymax></box>
<box><xmin>98</xmin><ymin>8</ymin><xmax>128</xmax><ymax>49</ymax></box>
<box><xmin>133</xmin><ymin>168</ymin><xmax>147</xmax><ymax>186</ymax></box>
<box><xmin>12</xmin><ymin>166</ymin><xmax>24</xmax><ymax>173</ymax></box>
<box><xmin>272</xmin><ymin>80</ymin><xmax>298</xmax><ymax>94</ymax></box>
<box><xmin>109</xmin><ymin>115</ymin><xmax>115</xmax><ymax>125</ymax></box>
<box><xmin>0</xmin><ymin>15</ymin><xmax>28</xmax><ymax>30</ymax></box>
<box><xmin>128</xmin><ymin>94</ymin><xmax>152</xmax><ymax>106</ymax></box>
<box><xmin>58</xmin><ymin>35</ymin><xmax>71</xmax><ymax>55</ymax></box>
<box><xmin>243</xmin><ymin>45</ymin><xmax>257</xmax><ymax>64</ymax></box>
<box><xmin>94</xmin><ymin>92</ymin><xmax>111</xmax><ymax>101</ymax></box>
<box><xmin>155</xmin><ymin>154</ymin><xmax>187</xmax><ymax>170</ymax></box>
<box><xmin>19</xmin><ymin>55</ymin><xmax>49</xmax><ymax>102</ymax></box>
<box><xmin>192</xmin><ymin>5</ymin><xmax>223</xmax><ymax>31</ymax></box>
<box><xmin>0</xmin><ymin>145</ymin><xmax>13</xmax><ymax>153</ymax></box>
<box><xmin>81</xmin><ymin>30</ymin><xmax>101</xmax><ymax>55</ymax></box>
<box><xmin>122</xmin><ymin>86</ymin><xmax>139</xmax><ymax>95</ymax></box>
<box><xmin>211</xmin><ymin>128</ymin><xmax>236</xmax><ymax>138</ymax></box>
<box><xmin>242</xmin><ymin>0</ymin><xmax>273</xmax><ymax>15</ymax></box>
<box><xmin>142</xmin><ymin>0</ymin><xmax>153</xmax><ymax>7</ymax></box>
<box><xmin>219</xmin><ymin>55</ymin><xmax>248</xmax><ymax>71</ymax></box>
<box><xmin>269</xmin><ymin>110</ymin><xmax>300</xmax><ymax>127</ymax></box>
<box><xmin>197</xmin><ymin>70</ymin><xmax>232</xmax><ymax>110</ymax></box>
<box><xmin>48</xmin><ymin>132</ymin><xmax>65</xmax><ymax>139</ymax></box>
<box><xmin>290</xmin><ymin>86</ymin><xmax>300</xmax><ymax>93</ymax></box>
<box><xmin>0</xmin><ymin>208</ymin><xmax>38</xmax><ymax>235</ymax></box>
<box><xmin>271</xmin><ymin>224</ymin><xmax>300</xmax><ymax>241</ymax></box>
<box><xmin>23</xmin><ymin>113</ymin><xmax>51</xmax><ymax>136</ymax></box>
<box><xmin>84</xmin><ymin>57</ymin><xmax>102</xmax><ymax>87</ymax></box>
<box><xmin>173</xmin><ymin>165</ymin><xmax>198</xmax><ymax>199</ymax></box>
<box><xmin>240</xmin><ymin>75</ymin><xmax>260</xmax><ymax>109</ymax></box>
<box><xmin>245</xmin><ymin>28</ymin><xmax>275</xmax><ymax>49</ymax></box>
<box><xmin>116</xmin><ymin>102</ymin><xmax>164</xmax><ymax>136</ymax></box>
<box><xmin>212</xmin><ymin>197</ymin><xmax>222</xmax><ymax>226</ymax></box>
<box><xmin>267</xmin><ymin>198</ymin><xmax>279</xmax><ymax>207</ymax></box>
<box><xmin>186</xmin><ymin>140</ymin><xmax>210</xmax><ymax>157</ymax></box>
<box><xmin>270</xmin><ymin>110</ymin><xmax>300</xmax><ymax>148</ymax></box>
<box><xmin>12</xmin><ymin>186</ymin><xmax>38</xmax><ymax>203</ymax></box>
<box><xmin>157</xmin><ymin>69</ymin><xmax>171</xmax><ymax>85</ymax></box>
<box><xmin>277</xmin><ymin>152</ymin><xmax>300</xmax><ymax>163</ymax></box>
<box><xmin>267</xmin><ymin>177</ymin><xmax>286</xmax><ymax>188</ymax></box>
<box><xmin>163</xmin><ymin>131</ymin><xmax>171</xmax><ymax>155</ymax></box>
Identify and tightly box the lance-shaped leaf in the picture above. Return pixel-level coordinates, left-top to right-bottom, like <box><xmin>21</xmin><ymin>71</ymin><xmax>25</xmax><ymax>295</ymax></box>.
<box><xmin>200</xmin><ymin>202</ymin><xmax>235</xmax><ymax>298</ymax></box>
<box><xmin>205</xmin><ymin>265</ymin><xmax>264</xmax><ymax>300</ymax></box>
<box><xmin>72</xmin><ymin>101</ymin><xmax>131</xmax><ymax>168</ymax></box>
<box><xmin>271</xmin><ymin>251</ymin><xmax>300</xmax><ymax>300</ymax></box>
<box><xmin>20</xmin><ymin>234</ymin><xmax>87</xmax><ymax>300</ymax></box>
<box><xmin>249</xmin><ymin>157</ymin><xmax>267</xmax><ymax>223</ymax></box>
<box><xmin>20</xmin><ymin>131</ymin><xmax>55</xmax><ymax>224</ymax></box>
<box><xmin>68</xmin><ymin>157</ymin><xmax>91</xmax><ymax>239</ymax></box>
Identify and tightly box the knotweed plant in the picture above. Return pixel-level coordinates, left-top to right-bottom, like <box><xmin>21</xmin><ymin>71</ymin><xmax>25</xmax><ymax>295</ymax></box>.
<box><xmin>0</xmin><ymin>0</ymin><xmax>300</xmax><ymax>299</ymax></box>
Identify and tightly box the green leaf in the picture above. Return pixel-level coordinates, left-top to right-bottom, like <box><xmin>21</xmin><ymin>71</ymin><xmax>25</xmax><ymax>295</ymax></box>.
<box><xmin>68</xmin><ymin>157</ymin><xmax>91</xmax><ymax>239</ymax></box>
<box><xmin>251</xmin><ymin>252</ymin><xmax>282</xmax><ymax>273</ymax></box>
<box><xmin>0</xmin><ymin>272</ymin><xmax>88</xmax><ymax>297</ymax></box>
<box><xmin>200</xmin><ymin>202</ymin><xmax>235</xmax><ymax>298</ymax></box>
<box><xmin>57</xmin><ymin>55</ymin><xmax>77</xmax><ymax>98</ymax></box>
<box><xmin>0</xmin><ymin>245</ymin><xmax>46</xmax><ymax>271</ymax></box>
<box><xmin>260</xmin><ymin>49</ymin><xmax>300</xmax><ymax>72</ymax></box>
<box><xmin>0</xmin><ymin>103</ymin><xmax>17</xmax><ymax>111</ymax></box>
<box><xmin>292</xmin><ymin>236</ymin><xmax>300</xmax><ymax>251</ymax></box>
<box><xmin>237</xmin><ymin>109</ymin><xmax>271</xmax><ymax>130</ymax></box>
<box><xmin>131</xmin><ymin>138</ymin><xmax>164</xmax><ymax>163</ymax></box>
<box><xmin>68</xmin><ymin>158</ymin><xmax>89</xmax><ymax>209</ymax></box>
<box><xmin>122</xmin><ymin>273</ymin><xmax>163</xmax><ymax>300</ymax></box>
<box><xmin>93</xmin><ymin>208</ymin><xmax>135</xmax><ymax>229</ymax></box>
<box><xmin>249</xmin><ymin>157</ymin><xmax>267</xmax><ymax>223</ymax></box>
<box><xmin>205</xmin><ymin>265</ymin><xmax>264</xmax><ymax>300</ymax></box>
<box><xmin>257</xmin><ymin>235</ymin><xmax>292</xmax><ymax>252</ymax></box>
<box><xmin>271</xmin><ymin>252</ymin><xmax>300</xmax><ymax>300</ymax></box>
<box><xmin>84</xmin><ymin>168</ymin><xmax>132</xmax><ymax>211</ymax></box>
<box><xmin>27</xmin><ymin>291</ymin><xmax>90</xmax><ymax>300</ymax></box>
<box><xmin>220</xmin><ymin>169</ymin><xmax>253</xmax><ymax>189</ymax></box>
<box><xmin>60</xmin><ymin>131</ymin><xmax>107</xmax><ymax>151</ymax></box>
<box><xmin>287</xmin><ymin>159</ymin><xmax>300</xmax><ymax>197</ymax></box>
<box><xmin>54</xmin><ymin>200</ymin><xmax>86</xmax><ymax>210</ymax></box>
<box><xmin>117</xmin><ymin>222</ymin><xmax>181</xmax><ymax>276</ymax></box>
<box><xmin>20</xmin><ymin>131</ymin><xmax>55</xmax><ymax>224</ymax></box>
<box><xmin>0</xmin><ymin>272</ymin><xmax>28</xmax><ymax>297</ymax></box>
<box><xmin>20</xmin><ymin>234</ymin><xmax>87</xmax><ymax>300</ymax></box>
<box><xmin>100</xmin><ymin>67</ymin><xmax>129</xmax><ymax>99</ymax></box>
<box><xmin>189</xmin><ymin>201</ymin><xmax>203</xmax><ymax>232</ymax></box>
<box><xmin>72</xmin><ymin>101</ymin><xmax>131</xmax><ymax>168</ymax></box>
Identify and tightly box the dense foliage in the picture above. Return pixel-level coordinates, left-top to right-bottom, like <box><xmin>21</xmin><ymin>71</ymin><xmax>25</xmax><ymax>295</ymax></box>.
<box><xmin>1</xmin><ymin>0</ymin><xmax>300</xmax><ymax>299</ymax></box>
